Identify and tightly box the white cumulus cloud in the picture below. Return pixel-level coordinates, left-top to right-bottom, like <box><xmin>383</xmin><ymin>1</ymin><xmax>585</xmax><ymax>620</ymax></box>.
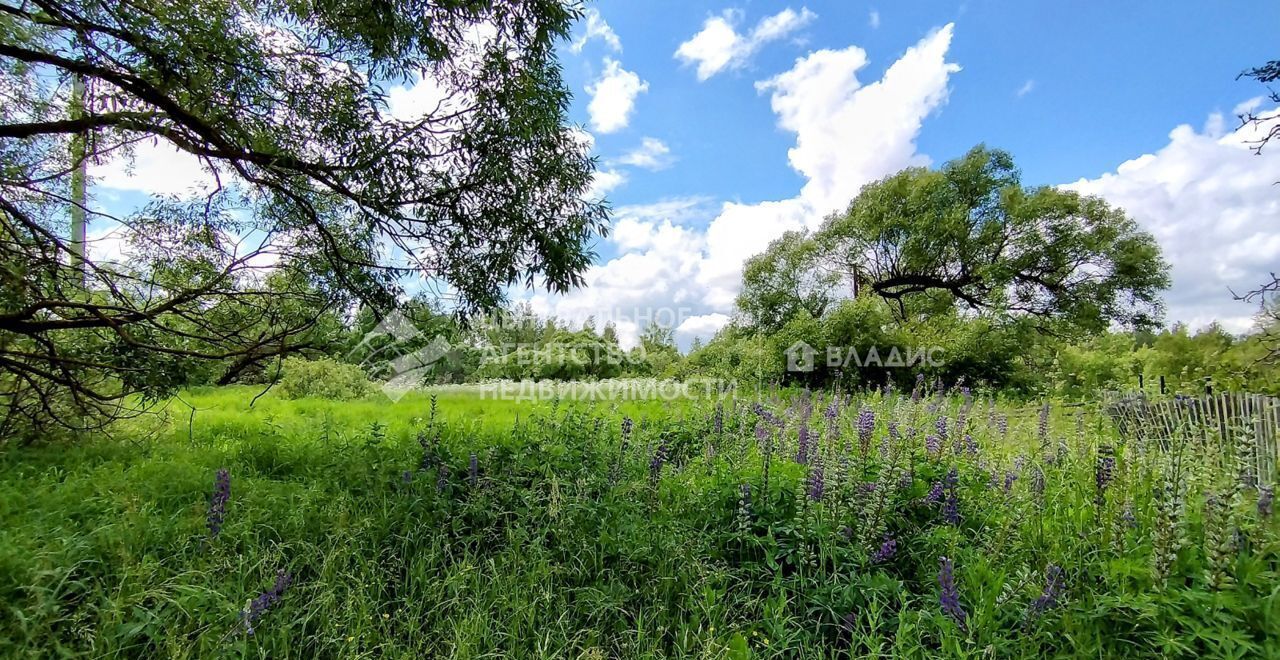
<box><xmin>586</xmin><ymin>58</ymin><xmax>648</xmax><ymax>134</ymax></box>
<box><xmin>675</xmin><ymin>7</ymin><xmax>817</xmax><ymax>81</ymax></box>
<box><xmin>570</xmin><ymin>8</ymin><xmax>621</xmax><ymax>53</ymax></box>
<box><xmin>531</xmin><ymin>25</ymin><xmax>961</xmax><ymax>345</ymax></box>
<box><xmin>1065</xmin><ymin>109</ymin><xmax>1280</xmax><ymax>333</ymax></box>
<box><xmin>613</xmin><ymin>137</ymin><xmax>675</xmax><ymax>170</ymax></box>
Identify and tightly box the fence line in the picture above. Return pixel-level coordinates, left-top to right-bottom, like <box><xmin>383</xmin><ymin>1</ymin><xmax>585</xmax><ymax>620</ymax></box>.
<box><xmin>1103</xmin><ymin>391</ymin><xmax>1280</xmax><ymax>487</ymax></box>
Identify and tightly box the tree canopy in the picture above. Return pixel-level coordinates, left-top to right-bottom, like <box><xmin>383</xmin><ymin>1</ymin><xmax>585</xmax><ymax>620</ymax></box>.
<box><xmin>0</xmin><ymin>0</ymin><xmax>606</xmax><ymax>436</ymax></box>
<box><xmin>737</xmin><ymin>146</ymin><xmax>1170</xmax><ymax>339</ymax></box>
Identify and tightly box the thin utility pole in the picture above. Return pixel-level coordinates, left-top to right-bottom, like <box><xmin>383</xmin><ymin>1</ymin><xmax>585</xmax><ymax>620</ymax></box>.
<box><xmin>68</xmin><ymin>74</ymin><xmax>88</xmax><ymax>287</ymax></box>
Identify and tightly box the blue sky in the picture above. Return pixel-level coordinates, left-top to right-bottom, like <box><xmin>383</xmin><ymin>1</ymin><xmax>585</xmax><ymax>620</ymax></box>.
<box><xmin>525</xmin><ymin>1</ymin><xmax>1280</xmax><ymax>347</ymax></box>
<box><xmin>567</xmin><ymin>1</ymin><xmax>1276</xmax><ymax>203</ymax></box>
<box><xmin>87</xmin><ymin>2</ymin><xmax>1280</xmax><ymax>349</ymax></box>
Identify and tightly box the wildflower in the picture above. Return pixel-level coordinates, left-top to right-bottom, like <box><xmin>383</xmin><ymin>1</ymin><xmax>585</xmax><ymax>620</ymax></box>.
<box><xmin>1120</xmin><ymin>501</ymin><xmax>1136</xmax><ymax>528</ymax></box>
<box><xmin>649</xmin><ymin>441</ymin><xmax>668</xmax><ymax>486</ymax></box>
<box><xmin>712</xmin><ymin>404</ymin><xmax>724</xmax><ymax>436</ymax></box>
<box><xmin>996</xmin><ymin>414</ymin><xmax>1008</xmax><ymax>438</ymax></box>
<box><xmin>401</xmin><ymin>470</ymin><xmax>413</xmax><ymax>485</ymax></box>
<box><xmin>911</xmin><ymin>374</ymin><xmax>924</xmax><ymax>402</ymax></box>
<box><xmin>882</xmin><ymin>422</ymin><xmax>899</xmax><ymax>459</ymax></box>
<box><xmin>208</xmin><ymin>468</ymin><xmax>231</xmax><ymax>538</ymax></box>
<box><xmin>935</xmin><ymin>416</ymin><xmax>949</xmax><ymax>445</ymax></box>
<box><xmin>1151</xmin><ymin>478</ymin><xmax>1186</xmax><ymax>583</ymax></box>
<box><xmin>937</xmin><ymin>556</ymin><xmax>967</xmax><ymax>628</ymax></box>
<box><xmin>1259</xmin><ymin>487</ymin><xmax>1274</xmax><ymax>518</ymax></box>
<box><xmin>924</xmin><ymin>480</ymin><xmax>944</xmax><ymax>504</ymax></box>
<box><xmin>925</xmin><ymin>434</ymin><xmax>941</xmax><ymax>456</ymax></box>
<box><xmin>241</xmin><ymin>569</ymin><xmax>292</xmax><ymax>635</ymax></box>
<box><xmin>796</xmin><ymin>425</ymin><xmax>811</xmax><ymax>465</ymax></box>
<box><xmin>468</xmin><ymin>453</ymin><xmax>479</xmax><ymax>488</ymax></box>
<box><xmin>736</xmin><ymin>484</ymin><xmax>753</xmax><ymax>532</ymax></box>
<box><xmin>857</xmin><ymin>407</ymin><xmax>875</xmax><ymax>455</ymax></box>
<box><xmin>1095</xmin><ymin>445</ymin><xmax>1116</xmax><ymax>506</ymax></box>
<box><xmin>942</xmin><ymin>467</ymin><xmax>960</xmax><ymax>525</ymax></box>
<box><xmin>1237</xmin><ymin>429</ymin><xmax>1258</xmax><ymax>491</ymax></box>
<box><xmin>1028</xmin><ymin>564</ymin><xmax>1064</xmax><ymax>619</ymax></box>
<box><xmin>1003</xmin><ymin>470</ymin><xmax>1017</xmax><ymax>494</ymax></box>
<box><xmin>1203</xmin><ymin>493</ymin><xmax>1236</xmax><ymax>590</ymax></box>
<box><xmin>1037</xmin><ymin>403</ymin><xmax>1050</xmax><ymax>445</ymax></box>
<box><xmin>871</xmin><ymin>536</ymin><xmax>897</xmax><ymax>563</ymax></box>
<box><xmin>807</xmin><ymin>458</ymin><xmax>825</xmax><ymax>502</ymax></box>
<box><xmin>1030</xmin><ymin>467</ymin><xmax>1045</xmax><ymax>503</ymax></box>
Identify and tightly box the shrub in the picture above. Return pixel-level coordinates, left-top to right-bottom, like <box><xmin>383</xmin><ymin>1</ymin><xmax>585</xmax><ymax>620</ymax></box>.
<box><xmin>276</xmin><ymin>357</ymin><xmax>375</xmax><ymax>400</ymax></box>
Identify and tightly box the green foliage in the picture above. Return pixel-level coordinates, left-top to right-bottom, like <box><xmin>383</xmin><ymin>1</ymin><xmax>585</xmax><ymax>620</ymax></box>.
<box><xmin>276</xmin><ymin>357</ymin><xmax>374</xmax><ymax>401</ymax></box>
<box><xmin>2</xmin><ymin>387</ymin><xmax>1279</xmax><ymax>657</ymax></box>
<box><xmin>0</xmin><ymin>0</ymin><xmax>606</xmax><ymax>433</ymax></box>
<box><xmin>737</xmin><ymin>230</ymin><xmax>839</xmax><ymax>333</ymax></box>
<box><xmin>815</xmin><ymin>146</ymin><xmax>1171</xmax><ymax>334</ymax></box>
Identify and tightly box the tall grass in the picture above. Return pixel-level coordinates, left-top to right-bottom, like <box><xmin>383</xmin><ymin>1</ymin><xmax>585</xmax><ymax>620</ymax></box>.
<box><xmin>0</xmin><ymin>385</ymin><xmax>1276</xmax><ymax>658</ymax></box>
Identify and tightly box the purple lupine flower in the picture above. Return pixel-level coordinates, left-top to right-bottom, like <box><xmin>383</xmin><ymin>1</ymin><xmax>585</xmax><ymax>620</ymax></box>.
<box><xmin>807</xmin><ymin>459</ymin><xmax>825</xmax><ymax>502</ymax></box>
<box><xmin>924</xmin><ymin>480</ymin><xmax>945</xmax><ymax>504</ymax></box>
<box><xmin>1120</xmin><ymin>502</ymin><xmax>1136</xmax><ymax>529</ymax></box>
<box><xmin>938</xmin><ymin>557</ymin><xmax>967</xmax><ymax>628</ymax></box>
<box><xmin>1259</xmin><ymin>487</ymin><xmax>1274</xmax><ymax>518</ymax></box>
<box><xmin>402</xmin><ymin>470</ymin><xmax>413</xmax><ymax>485</ymax></box>
<box><xmin>1037</xmin><ymin>403</ymin><xmax>1050</xmax><ymax>444</ymax></box>
<box><xmin>935</xmin><ymin>416</ymin><xmax>949</xmax><ymax>444</ymax></box>
<box><xmin>861</xmin><ymin>480</ymin><xmax>879</xmax><ymax>494</ymax></box>
<box><xmin>996</xmin><ymin>414</ymin><xmax>1008</xmax><ymax>438</ymax></box>
<box><xmin>962</xmin><ymin>434</ymin><xmax>978</xmax><ymax>456</ymax></box>
<box><xmin>1003</xmin><ymin>470</ymin><xmax>1017</xmax><ymax>494</ymax></box>
<box><xmin>649</xmin><ymin>441</ymin><xmax>668</xmax><ymax>485</ymax></box>
<box><xmin>882</xmin><ymin>421</ymin><xmax>899</xmax><ymax>459</ymax></box>
<box><xmin>857</xmin><ymin>407</ymin><xmax>875</xmax><ymax>455</ymax></box>
<box><xmin>208</xmin><ymin>468</ymin><xmax>231</xmax><ymax>538</ymax></box>
<box><xmin>1095</xmin><ymin>445</ymin><xmax>1116</xmax><ymax>504</ymax></box>
<box><xmin>754</xmin><ymin>422</ymin><xmax>769</xmax><ymax>448</ymax></box>
<box><xmin>1030</xmin><ymin>467</ymin><xmax>1045</xmax><ymax>500</ymax></box>
<box><xmin>911</xmin><ymin>373</ymin><xmax>924</xmax><ymax>402</ymax></box>
<box><xmin>712</xmin><ymin>403</ymin><xmax>724</xmax><ymax>435</ymax></box>
<box><xmin>796</xmin><ymin>425</ymin><xmax>811</xmax><ymax>465</ymax></box>
<box><xmin>468</xmin><ymin>453</ymin><xmax>479</xmax><ymax>488</ymax></box>
<box><xmin>241</xmin><ymin>569</ymin><xmax>292</xmax><ymax>635</ymax></box>
<box><xmin>943</xmin><ymin>467</ymin><xmax>960</xmax><ymax>525</ymax></box>
<box><xmin>871</xmin><ymin>536</ymin><xmax>897</xmax><ymax>563</ymax></box>
<box><xmin>925</xmin><ymin>434</ymin><xmax>941</xmax><ymax>456</ymax></box>
<box><xmin>1028</xmin><ymin>564</ymin><xmax>1065</xmax><ymax>619</ymax></box>
<box><xmin>622</xmin><ymin>416</ymin><xmax>634</xmax><ymax>440</ymax></box>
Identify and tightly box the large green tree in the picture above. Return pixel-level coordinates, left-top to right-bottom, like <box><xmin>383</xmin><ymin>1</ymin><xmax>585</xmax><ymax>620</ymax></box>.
<box><xmin>736</xmin><ymin>230</ymin><xmax>839</xmax><ymax>334</ymax></box>
<box><xmin>813</xmin><ymin>146</ymin><xmax>1170</xmax><ymax>334</ymax></box>
<box><xmin>0</xmin><ymin>0</ymin><xmax>606</xmax><ymax>437</ymax></box>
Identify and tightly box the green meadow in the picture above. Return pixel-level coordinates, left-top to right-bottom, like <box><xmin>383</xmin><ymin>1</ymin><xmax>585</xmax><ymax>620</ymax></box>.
<box><xmin>2</xmin><ymin>385</ymin><xmax>1277</xmax><ymax>658</ymax></box>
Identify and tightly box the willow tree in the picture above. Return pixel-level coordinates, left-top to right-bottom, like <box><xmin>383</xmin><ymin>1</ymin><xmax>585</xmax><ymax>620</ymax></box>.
<box><xmin>736</xmin><ymin>146</ymin><xmax>1169</xmax><ymax>338</ymax></box>
<box><xmin>0</xmin><ymin>0</ymin><xmax>607</xmax><ymax>438</ymax></box>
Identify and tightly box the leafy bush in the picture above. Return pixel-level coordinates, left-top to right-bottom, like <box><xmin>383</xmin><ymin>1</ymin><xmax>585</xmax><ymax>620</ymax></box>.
<box><xmin>276</xmin><ymin>357</ymin><xmax>375</xmax><ymax>400</ymax></box>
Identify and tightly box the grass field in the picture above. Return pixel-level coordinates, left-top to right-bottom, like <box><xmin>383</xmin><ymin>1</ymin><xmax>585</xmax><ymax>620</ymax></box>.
<box><xmin>1</xmin><ymin>384</ymin><xmax>1278</xmax><ymax>658</ymax></box>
